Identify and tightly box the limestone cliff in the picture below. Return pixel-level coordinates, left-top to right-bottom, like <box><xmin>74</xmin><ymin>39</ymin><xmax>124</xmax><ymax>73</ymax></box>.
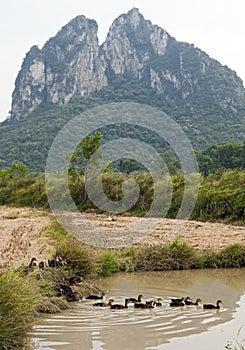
<box><xmin>11</xmin><ymin>16</ymin><xmax>108</xmax><ymax>119</ymax></box>
<box><xmin>102</xmin><ymin>8</ymin><xmax>169</xmax><ymax>79</ymax></box>
<box><xmin>10</xmin><ymin>8</ymin><xmax>245</xmax><ymax>120</ymax></box>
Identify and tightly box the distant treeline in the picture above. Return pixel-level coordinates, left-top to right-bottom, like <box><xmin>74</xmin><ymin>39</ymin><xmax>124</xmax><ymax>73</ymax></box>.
<box><xmin>195</xmin><ymin>142</ymin><xmax>245</xmax><ymax>175</ymax></box>
<box><xmin>0</xmin><ymin>162</ymin><xmax>244</xmax><ymax>223</ymax></box>
<box><xmin>114</xmin><ymin>142</ymin><xmax>245</xmax><ymax>176</ymax></box>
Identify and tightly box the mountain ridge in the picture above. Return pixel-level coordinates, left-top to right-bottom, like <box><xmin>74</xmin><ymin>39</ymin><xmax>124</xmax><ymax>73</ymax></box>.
<box><xmin>10</xmin><ymin>8</ymin><xmax>245</xmax><ymax>120</ymax></box>
<box><xmin>0</xmin><ymin>8</ymin><xmax>244</xmax><ymax>171</ymax></box>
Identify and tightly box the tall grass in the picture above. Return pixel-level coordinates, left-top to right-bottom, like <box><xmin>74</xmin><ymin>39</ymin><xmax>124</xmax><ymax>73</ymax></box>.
<box><xmin>55</xmin><ymin>238</ymin><xmax>96</xmax><ymax>278</ymax></box>
<box><xmin>0</xmin><ymin>271</ymin><xmax>37</xmax><ymax>349</ymax></box>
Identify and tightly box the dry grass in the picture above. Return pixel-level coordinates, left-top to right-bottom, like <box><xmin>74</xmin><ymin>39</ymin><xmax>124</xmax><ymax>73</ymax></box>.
<box><xmin>35</xmin><ymin>296</ymin><xmax>69</xmax><ymax>313</ymax></box>
<box><xmin>0</xmin><ymin>206</ymin><xmax>53</xmax><ymax>270</ymax></box>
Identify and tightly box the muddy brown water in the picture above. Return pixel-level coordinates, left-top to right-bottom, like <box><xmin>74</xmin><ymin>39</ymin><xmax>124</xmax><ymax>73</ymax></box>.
<box><xmin>27</xmin><ymin>269</ymin><xmax>245</xmax><ymax>350</ymax></box>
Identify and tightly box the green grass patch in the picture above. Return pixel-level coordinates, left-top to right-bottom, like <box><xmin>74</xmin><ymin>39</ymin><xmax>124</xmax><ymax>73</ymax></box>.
<box><xmin>217</xmin><ymin>244</ymin><xmax>245</xmax><ymax>268</ymax></box>
<box><xmin>41</xmin><ymin>220</ymin><xmax>68</xmax><ymax>243</ymax></box>
<box><xmin>97</xmin><ymin>251</ymin><xmax>120</xmax><ymax>277</ymax></box>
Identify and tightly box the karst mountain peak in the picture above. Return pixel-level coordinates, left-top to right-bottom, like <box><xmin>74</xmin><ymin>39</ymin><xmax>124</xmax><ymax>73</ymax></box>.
<box><xmin>10</xmin><ymin>8</ymin><xmax>245</xmax><ymax>121</ymax></box>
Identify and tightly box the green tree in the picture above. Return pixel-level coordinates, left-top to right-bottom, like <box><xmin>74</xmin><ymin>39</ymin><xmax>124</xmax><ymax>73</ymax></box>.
<box><xmin>69</xmin><ymin>132</ymin><xmax>103</xmax><ymax>175</ymax></box>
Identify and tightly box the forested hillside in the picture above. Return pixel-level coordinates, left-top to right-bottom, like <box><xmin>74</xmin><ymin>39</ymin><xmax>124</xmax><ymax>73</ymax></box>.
<box><xmin>1</xmin><ymin>80</ymin><xmax>245</xmax><ymax>171</ymax></box>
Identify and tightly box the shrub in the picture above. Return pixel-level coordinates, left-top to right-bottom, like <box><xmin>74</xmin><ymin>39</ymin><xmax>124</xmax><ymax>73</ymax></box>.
<box><xmin>55</xmin><ymin>238</ymin><xmax>96</xmax><ymax>277</ymax></box>
<box><xmin>97</xmin><ymin>251</ymin><xmax>120</xmax><ymax>277</ymax></box>
<box><xmin>218</xmin><ymin>244</ymin><xmax>245</xmax><ymax>268</ymax></box>
<box><xmin>122</xmin><ymin>239</ymin><xmax>203</xmax><ymax>272</ymax></box>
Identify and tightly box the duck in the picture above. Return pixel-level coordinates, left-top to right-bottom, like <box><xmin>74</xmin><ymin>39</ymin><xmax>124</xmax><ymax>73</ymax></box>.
<box><xmin>153</xmin><ymin>298</ymin><xmax>163</xmax><ymax>307</ymax></box>
<box><xmin>85</xmin><ymin>292</ymin><xmax>105</xmax><ymax>300</ymax></box>
<box><xmin>93</xmin><ymin>299</ymin><xmax>114</xmax><ymax>307</ymax></box>
<box><xmin>128</xmin><ymin>294</ymin><xmax>143</xmax><ymax>303</ymax></box>
<box><xmin>134</xmin><ymin>300</ymin><xmax>154</xmax><ymax>309</ymax></box>
<box><xmin>68</xmin><ymin>275</ymin><xmax>82</xmax><ymax>286</ymax></box>
<box><xmin>185</xmin><ymin>298</ymin><xmax>202</xmax><ymax>306</ymax></box>
<box><xmin>59</xmin><ymin>284</ymin><xmax>79</xmax><ymax>302</ymax></box>
<box><xmin>170</xmin><ymin>296</ymin><xmax>185</xmax><ymax>303</ymax></box>
<box><xmin>48</xmin><ymin>255</ymin><xmax>64</xmax><ymax>268</ymax></box>
<box><xmin>170</xmin><ymin>299</ymin><xmax>185</xmax><ymax>307</ymax></box>
<box><xmin>203</xmin><ymin>300</ymin><xmax>223</xmax><ymax>309</ymax></box>
<box><xmin>110</xmin><ymin>298</ymin><xmax>130</xmax><ymax>310</ymax></box>
<box><xmin>28</xmin><ymin>257</ymin><xmax>38</xmax><ymax>269</ymax></box>
<box><xmin>184</xmin><ymin>296</ymin><xmax>193</xmax><ymax>304</ymax></box>
<box><xmin>38</xmin><ymin>261</ymin><xmax>46</xmax><ymax>269</ymax></box>
<box><xmin>171</xmin><ymin>296</ymin><xmax>191</xmax><ymax>302</ymax></box>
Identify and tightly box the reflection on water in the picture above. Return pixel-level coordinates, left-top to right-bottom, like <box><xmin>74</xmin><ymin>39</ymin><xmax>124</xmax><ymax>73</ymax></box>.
<box><xmin>27</xmin><ymin>269</ymin><xmax>245</xmax><ymax>350</ymax></box>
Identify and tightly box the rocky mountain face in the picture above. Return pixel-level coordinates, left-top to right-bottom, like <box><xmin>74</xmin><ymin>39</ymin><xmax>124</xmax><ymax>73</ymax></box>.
<box><xmin>11</xmin><ymin>16</ymin><xmax>108</xmax><ymax>119</ymax></box>
<box><xmin>11</xmin><ymin>8</ymin><xmax>245</xmax><ymax>120</ymax></box>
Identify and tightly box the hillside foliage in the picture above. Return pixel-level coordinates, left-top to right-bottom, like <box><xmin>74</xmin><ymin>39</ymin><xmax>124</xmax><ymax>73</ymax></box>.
<box><xmin>1</xmin><ymin>80</ymin><xmax>245</xmax><ymax>171</ymax></box>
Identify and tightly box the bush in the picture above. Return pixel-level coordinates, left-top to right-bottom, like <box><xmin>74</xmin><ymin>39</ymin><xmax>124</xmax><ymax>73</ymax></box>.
<box><xmin>97</xmin><ymin>251</ymin><xmax>120</xmax><ymax>277</ymax></box>
<box><xmin>55</xmin><ymin>238</ymin><xmax>96</xmax><ymax>277</ymax></box>
<box><xmin>217</xmin><ymin>244</ymin><xmax>245</xmax><ymax>268</ymax></box>
<box><xmin>122</xmin><ymin>239</ymin><xmax>202</xmax><ymax>272</ymax></box>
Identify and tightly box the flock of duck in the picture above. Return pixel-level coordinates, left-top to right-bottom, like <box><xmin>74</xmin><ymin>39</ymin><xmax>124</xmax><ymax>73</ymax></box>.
<box><xmin>85</xmin><ymin>293</ymin><xmax>223</xmax><ymax>310</ymax></box>
<box><xmin>26</xmin><ymin>257</ymin><xmax>223</xmax><ymax>311</ymax></box>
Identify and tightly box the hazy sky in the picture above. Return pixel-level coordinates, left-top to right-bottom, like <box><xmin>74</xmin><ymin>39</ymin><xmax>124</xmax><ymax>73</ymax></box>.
<box><xmin>1</xmin><ymin>0</ymin><xmax>245</xmax><ymax>122</ymax></box>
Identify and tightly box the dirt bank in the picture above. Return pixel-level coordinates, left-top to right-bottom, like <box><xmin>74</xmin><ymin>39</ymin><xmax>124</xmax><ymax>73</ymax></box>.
<box><xmin>82</xmin><ymin>212</ymin><xmax>245</xmax><ymax>249</ymax></box>
<box><xmin>0</xmin><ymin>206</ymin><xmax>244</xmax><ymax>270</ymax></box>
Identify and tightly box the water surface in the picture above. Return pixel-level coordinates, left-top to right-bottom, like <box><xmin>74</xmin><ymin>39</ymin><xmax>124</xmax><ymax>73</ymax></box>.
<box><xmin>28</xmin><ymin>268</ymin><xmax>245</xmax><ymax>350</ymax></box>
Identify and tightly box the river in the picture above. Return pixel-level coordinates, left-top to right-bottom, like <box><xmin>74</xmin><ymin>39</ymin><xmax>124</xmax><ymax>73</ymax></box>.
<box><xmin>27</xmin><ymin>268</ymin><xmax>245</xmax><ymax>350</ymax></box>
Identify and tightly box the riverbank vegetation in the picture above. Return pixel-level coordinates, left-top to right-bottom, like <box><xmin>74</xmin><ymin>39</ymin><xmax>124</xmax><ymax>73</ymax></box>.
<box><xmin>0</xmin><ymin>271</ymin><xmax>37</xmax><ymax>349</ymax></box>
<box><xmin>0</xmin><ymin>162</ymin><xmax>244</xmax><ymax>224</ymax></box>
<box><xmin>0</xmin><ymin>141</ymin><xmax>244</xmax><ymax>348</ymax></box>
<box><xmin>49</xmin><ymin>223</ymin><xmax>245</xmax><ymax>273</ymax></box>
<box><xmin>0</xmin><ymin>219</ymin><xmax>245</xmax><ymax>348</ymax></box>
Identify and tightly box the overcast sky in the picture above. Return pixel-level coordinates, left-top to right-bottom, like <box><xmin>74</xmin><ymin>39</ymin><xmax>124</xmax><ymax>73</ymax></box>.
<box><xmin>1</xmin><ymin>0</ymin><xmax>245</xmax><ymax>122</ymax></box>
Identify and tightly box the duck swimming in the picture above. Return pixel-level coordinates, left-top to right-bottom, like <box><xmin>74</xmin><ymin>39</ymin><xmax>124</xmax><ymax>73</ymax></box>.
<box><xmin>153</xmin><ymin>298</ymin><xmax>163</xmax><ymax>307</ymax></box>
<box><xmin>93</xmin><ymin>299</ymin><xmax>114</xmax><ymax>307</ymax></box>
<box><xmin>185</xmin><ymin>298</ymin><xmax>202</xmax><ymax>306</ymax></box>
<box><xmin>170</xmin><ymin>298</ymin><xmax>185</xmax><ymax>307</ymax></box>
<box><xmin>135</xmin><ymin>300</ymin><xmax>154</xmax><ymax>309</ymax></box>
<box><xmin>170</xmin><ymin>297</ymin><xmax>185</xmax><ymax>303</ymax></box>
<box><xmin>85</xmin><ymin>292</ymin><xmax>105</xmax><ymax>300</ymax></box>
<box><xmin>203</xmin><ymin>300</ymin><xmax>223</xmax><ymax>309</ymax></box>
<box><xmin>129</xmin><ymin>294</ymin><xmax>143</xmax><ymax>303</ymax></box>
<box><xmin>110</xmin><ymin>298</ymin><xmax>130</xmax><ymax>310</ymax></box>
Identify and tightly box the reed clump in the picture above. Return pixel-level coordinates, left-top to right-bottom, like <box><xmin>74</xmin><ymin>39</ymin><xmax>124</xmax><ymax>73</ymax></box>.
<box><xmin>0</xmin><ymin>271</ymin><xmax>38</xmax><ymax>349</ymax></box>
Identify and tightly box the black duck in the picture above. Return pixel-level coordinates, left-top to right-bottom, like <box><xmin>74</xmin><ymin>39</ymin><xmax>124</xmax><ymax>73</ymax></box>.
<box><xmin>93</xmin><ymin>299</ymin><xmax>114</xmax><ymax>307</ymax></box>
<box><xmin>85</xmin><ymin>292</ymin><xmax>105</xmax><ymax>300</ymax></box>
<box><xmin>203</xmin><ymin>300</ymin><xmax>223</xmax><ymax>309</ymax></box>
<box><xmin>110</xmin><ymin>298</ymin><xmax>130</xmax><ymax>310</ymax></box>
